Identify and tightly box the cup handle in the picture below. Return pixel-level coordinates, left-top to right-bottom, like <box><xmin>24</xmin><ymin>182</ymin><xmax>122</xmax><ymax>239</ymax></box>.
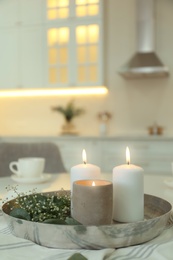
<box><xmin>9</xmin><ymin>162</ymin><xmax>20</xmax><ymax>176</ymax></box>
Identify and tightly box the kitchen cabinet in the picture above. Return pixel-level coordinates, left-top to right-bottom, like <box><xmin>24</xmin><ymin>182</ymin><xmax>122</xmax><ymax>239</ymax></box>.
<box><xmin>0</xmin><ymin>25</ymin><xmax>44</xmax><ymax>89</ymax></box>
<box><xmin>1</xmin><ymin>136</ymin><xmax>173</xmax><ymax>175</ymax></box>
<box><xmin>100</xmin><ymin>140</ymin><xmax>150</xmax><ymax>172</ymax></box>
<box><xmin>44</xmin><ymin>0</ymin><xmax>104</xmax><ymax>88</ymax></box>
<box><xmin>19</xmin><ymin>26</ymin><xmax>44</xmax><ymax>88</ymax></box>
<box><xmin>19</xmin><ymin>0</ymin><xmax>43</xmax><ymax>26</ymax></box>
<box><xmin>0</xmin><ymin>0</ymin><xmax>18</xmax><ymax>28</ymax></box>
<box><xmin>54</xmin><ymin>139</ymin><xmax>101</xmax><ymax>171</ymax></box>
<box><xmin>0</xmin><ymin>0</ymin><xmax>44</xmax><ymax>88</ymax></box>
<box><xmin>0</xmin><ymin>0</ymin><xmax>43</xmax><ymax>28</ymax></box>
<box><xmin>0</xmin><ymin>0</ymin><xmax>44</xmax><ymax>89</ymax></box>
<box><xmin>0</xmin><ymin>28</ymin><xmax>19</xmax><ymax>88</ymax></box>
<box><xmin>0</xmin><ymin>0</ymin><xmax>104</xmax><ymax>89</ymax></box>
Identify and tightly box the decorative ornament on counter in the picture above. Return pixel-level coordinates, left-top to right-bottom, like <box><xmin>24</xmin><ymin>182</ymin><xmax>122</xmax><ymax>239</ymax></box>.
<box><xmin>148</xmin><ymin>122</ymin><xmax>164</xmax><ymax>135</ymax></box>
<box><xmin>97</xmin><ymin>111</ymin><xmax>112</xmax><ymax>136</ymax></box>
<box><xmin>113</xmin><ymin>147</ymin><xmax>144</xmax><ymax>223</ymax></box>
<box><xmin>51</xmin><ymin>99</ymin><xmax>85</xmax><ymax>135</ymax></box>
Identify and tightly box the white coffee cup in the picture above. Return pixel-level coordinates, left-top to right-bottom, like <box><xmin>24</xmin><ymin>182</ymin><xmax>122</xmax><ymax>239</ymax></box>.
<box><xmin>9</xmin><ymin>157</ymin><xmax>45</xmax><ymax>178</ymax></box>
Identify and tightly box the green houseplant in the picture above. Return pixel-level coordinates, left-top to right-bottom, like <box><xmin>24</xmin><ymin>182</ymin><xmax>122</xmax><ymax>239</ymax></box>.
<box><xmin>51</xmin><ymin>100</ymin><xmax>85</xmax><ymax>134</ymax></box>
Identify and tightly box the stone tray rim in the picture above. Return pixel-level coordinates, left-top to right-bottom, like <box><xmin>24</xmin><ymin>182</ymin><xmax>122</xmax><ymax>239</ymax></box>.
<box><xmin>2</xmin><ymin>192</ymin><xmax>172</xmax><ymax>249</ymax></box>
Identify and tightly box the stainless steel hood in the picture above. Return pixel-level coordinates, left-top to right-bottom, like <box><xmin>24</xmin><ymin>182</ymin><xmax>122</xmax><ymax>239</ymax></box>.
<box><xmin>118</xmin><ymin>0</ymin><xmax>169</xmax><ymax>79</ymax></box>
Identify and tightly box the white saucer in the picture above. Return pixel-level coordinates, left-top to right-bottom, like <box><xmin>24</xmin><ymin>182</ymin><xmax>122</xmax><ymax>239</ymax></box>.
<box><xmin>11</xmin><ymin>173</ymin><xmax>51</xmax><ymax>184</ymax></box>
<box><xmin>164</xmin><ymin>178</ymin><xmax>173</xmax><ymax>188</ymax></box>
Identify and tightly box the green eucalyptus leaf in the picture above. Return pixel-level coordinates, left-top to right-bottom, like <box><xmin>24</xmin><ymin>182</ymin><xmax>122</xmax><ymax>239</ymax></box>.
<box><xmin>8</xmin><ymin>189</ymin><xmax>71</xmax><ymax>224</ymax></box>
<box><xmin>74</xmin><ymin>225</ymin><xmax>87</xmax><ymax>234</ymax></box>
<box><xmin>26</xmin><ymin>193</ymin><xmax>47</xmax><ymax>201</ymax></box>
<box><xmin>43</xmin><ymin>218</ymin><xmax>66</xmax><ymax>225</ymax></box>
<box><xmin>67</xmin><ymin>253</ymin><xmax>87</xmax><ymax>260</ymax></box>
<box><xmin>52</xmin><ymin>195</ymin><xmax>61</xmax><ymax>203</ymax></box>
<box><xmin>16</xmin><ymin>219</ymin><xmax>23</xmax><ymax>224</ymax></box>
<box><xmin>10</xmin><ymin>208</ymin><xmax>31</xmax><ymax>221</ymax></box>
<box><xmin>65</xmin><ymin>217</ymin><xmax>82</xmax><ymax>225</ymax></box>
<box><xmin>35</xmin><ymin>194</ymin><xmax>48</xmax><ymax>202</ymax></box>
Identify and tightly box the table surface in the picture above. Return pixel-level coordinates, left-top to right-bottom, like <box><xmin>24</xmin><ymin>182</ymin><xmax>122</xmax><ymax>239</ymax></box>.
<box><xmin>1</xmin><ymin>172</ymin><xmax>173</xmax><ymax>260</ymax></box>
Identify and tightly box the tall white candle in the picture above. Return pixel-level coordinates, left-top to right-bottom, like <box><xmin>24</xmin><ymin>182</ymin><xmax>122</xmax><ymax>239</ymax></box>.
<box><xmin>113</xmin><ymin>147</ymin><xmax>144</xmax><ymax>223</ymax></box>
<box><xmin>70</xmin><ymin>149</ymin><xmax>101</xmax><ymax>191</ymax></box>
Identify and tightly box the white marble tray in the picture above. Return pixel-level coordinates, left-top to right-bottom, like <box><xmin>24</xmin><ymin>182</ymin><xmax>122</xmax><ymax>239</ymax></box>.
<box><xmin>2</xmin><ymin>192</ymin><xmax>172</xmax><ymax>249</ymax></box>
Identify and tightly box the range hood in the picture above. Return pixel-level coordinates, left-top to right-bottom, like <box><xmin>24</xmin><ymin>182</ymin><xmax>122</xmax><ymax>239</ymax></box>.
<box><xmin>118</xmin><ymin>0</ymin><xmax>169</xmax><ymax>79</ymax></box>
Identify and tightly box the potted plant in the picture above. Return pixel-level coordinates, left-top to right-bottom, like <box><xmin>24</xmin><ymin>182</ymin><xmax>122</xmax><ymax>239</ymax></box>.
<box><xmin>51</xmin><ymin>100</ymin><xmax>85</xmax><ymax>134</ymax></box>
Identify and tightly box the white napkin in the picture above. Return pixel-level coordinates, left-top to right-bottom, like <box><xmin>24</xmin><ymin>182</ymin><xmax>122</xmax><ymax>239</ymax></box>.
<box><xmin>1</xmin><ymin>211</ymin><xmax>173</xmax><ymax>260</ymax></box>
<box><xmin>0</xmin><ymin>231</ymin><xmax>115</xmax><ymax>260</ymax></box>
<box><xmin>108</xmin><ymin>224</ymin><xmax>173</xmax><ymax>260</ymax></box>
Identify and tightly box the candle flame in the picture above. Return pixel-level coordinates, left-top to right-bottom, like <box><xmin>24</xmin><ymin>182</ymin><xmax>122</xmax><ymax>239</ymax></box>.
<box><xmin>126</xmin><ymin>147</ymin><xmax>130</xmax><ymax>165</ymax></box>
<box><xmin>92</xmin><ymin>181</ymin><xmax>95</xmax><ymax>186</ymax></box>
<box><xmin>82</xmin><ymin>149</ymin><xmax>87</xmax><ymax>164</ymax></box>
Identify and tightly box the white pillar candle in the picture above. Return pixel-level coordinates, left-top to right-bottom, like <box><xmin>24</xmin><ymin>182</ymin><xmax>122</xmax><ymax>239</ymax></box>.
<box><xmin>70</xmin><ymin>149</ymin><xmax>101</xmax><ymax>191</ymax></box>
<box><xmin>113</xmin><ymin>147</ymin><xmax>144</xmax><ymax>223</ymax></box>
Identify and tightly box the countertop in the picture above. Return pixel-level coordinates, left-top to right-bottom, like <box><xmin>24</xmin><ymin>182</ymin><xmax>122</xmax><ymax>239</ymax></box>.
<box><xmin>1</xmin><ymin>135</ymin><xmax>173</xmax><ymax>141</ymax></box>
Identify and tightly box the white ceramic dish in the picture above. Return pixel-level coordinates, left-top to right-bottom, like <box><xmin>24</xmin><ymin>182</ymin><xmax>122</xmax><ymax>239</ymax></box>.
<box><xmin>11</xmin><ymin>173</ymin><xmax>51</xmax><ymax>184</ymax></box>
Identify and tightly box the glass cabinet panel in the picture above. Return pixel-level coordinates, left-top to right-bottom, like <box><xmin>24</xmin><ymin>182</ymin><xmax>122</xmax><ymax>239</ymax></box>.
<box><xmin>47</xmin><ymin>27</ymin><xmax>69</xmax><ymax>84</ymax></box>
<box><xmin>76</xmin><ymin>24</ymin><xmax>99</xmax><ymax>83</ymax></box>
<box><xmin>75</xmin><ymin>0</ymin><xmax>99</xmax><ymax>17</ymax></box>
<box><xmin>46</xmin><ymin>0</ymin><xmax>103</xmax><ymax>87</ymax></box>
<box><xmin>47</xmin><ymin>0</ymin><xmax>69</xmax><ymax>20</ymax></box>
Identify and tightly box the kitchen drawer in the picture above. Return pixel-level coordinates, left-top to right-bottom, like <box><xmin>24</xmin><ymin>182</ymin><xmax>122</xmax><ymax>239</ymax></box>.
<box><xmin>55</xmin><ymin>140</ymin><xmax>100</xmax><ymax>172</ymax></box>
<box><xmin>148</xmin><ymin>141</ymin><xmax>173</xmax><ymax>155</ymax></box>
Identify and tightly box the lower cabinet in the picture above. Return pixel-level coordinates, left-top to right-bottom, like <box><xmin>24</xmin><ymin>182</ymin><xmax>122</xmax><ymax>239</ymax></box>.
<box><xmin>54</xmin><ymin>139</ymin><xmax>101</xmax><ymax>172</ymax></box>
<box><xmin>1</xmin><ymin>136</ymin><xmax>173</xmax><ymax>174</ymax></box>
<box><xmin>55</xmin><ymin>138</ymin><xmax>173</xmax><ymax>175</ymax></box>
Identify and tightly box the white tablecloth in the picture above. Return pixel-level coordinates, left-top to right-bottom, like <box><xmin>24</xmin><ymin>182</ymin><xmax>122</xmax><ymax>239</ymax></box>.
<box><xmin>0</xmin><ymin>212</ymin><xmax>173</xmax><ymax>260</ymax></box>
<box><xmin>0</xmin><ymin>173</ymin><xmax>173</xmax><ymax>259</ymax></box>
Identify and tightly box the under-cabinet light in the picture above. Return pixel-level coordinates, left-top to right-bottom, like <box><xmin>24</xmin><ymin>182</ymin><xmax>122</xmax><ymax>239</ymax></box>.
<box><xmin>0</xmin><ymin>87</ymin><xmax>108</xmax><ymax>97</ymax></box>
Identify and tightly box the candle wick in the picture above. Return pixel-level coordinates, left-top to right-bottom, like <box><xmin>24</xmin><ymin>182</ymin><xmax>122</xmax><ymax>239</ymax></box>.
<box><xmin>84</xmin><ymin>161</ymin><xmax>86</xmax><ymax>165</ymax></box>
<box><xmin>127</xmin><ymin>161</ymin><xmax>130</xmax><ymax>165</ymax></box>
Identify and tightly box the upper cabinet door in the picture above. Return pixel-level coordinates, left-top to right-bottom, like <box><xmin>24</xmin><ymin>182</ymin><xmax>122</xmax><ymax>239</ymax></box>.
<box><xmin>0</xmin><ymin>0</ymin><xmax>18</xmax><ymax>28</ymax></box>
<box><xmin>45</xmin><ymin>0</ymin><xmax>104</xmax><ymax>88</ymax></box>
<box><xmin>0</xmin><ymin>28</ymin><xmax>19</xmax><ymax>88</ymax></box>
<box><xmin>0</xmin><ymin>0</ymin><xmax>44</xmax><ymax>89</ymax></box>
<box><xmin>20</xmin><ymin>26</ymin><xmax>44</xmax><ymax>88</ymax></box>
<box><xmin>20</xmin><ymin>0</ymin><xmax>44</xmax><ymax>26</ymax></box>
<box><xmin>0</xmin><ymin>0</ymin><xmax>104</xmax><ymax>89</ymax></box>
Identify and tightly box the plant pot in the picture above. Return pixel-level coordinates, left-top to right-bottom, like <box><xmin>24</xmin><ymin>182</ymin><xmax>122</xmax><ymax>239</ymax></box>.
<box><xmin>61</xmin><ymin>121</ymin><xmax>78</xmax><ymax>135</ymax></box>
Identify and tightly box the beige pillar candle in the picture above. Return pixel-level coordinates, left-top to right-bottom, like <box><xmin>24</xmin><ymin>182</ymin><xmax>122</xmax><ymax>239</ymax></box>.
<box><xmin>72</xmin><ymin>179</ymin><xmax>113</xmax><ymax>226</ymax></box>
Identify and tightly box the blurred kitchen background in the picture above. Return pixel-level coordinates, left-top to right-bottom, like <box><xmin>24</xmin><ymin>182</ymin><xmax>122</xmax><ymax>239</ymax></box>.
<box><xmin>0</xmin><ymin>0</ymin><xmax>172</xmax><ymax>137</ymax></box>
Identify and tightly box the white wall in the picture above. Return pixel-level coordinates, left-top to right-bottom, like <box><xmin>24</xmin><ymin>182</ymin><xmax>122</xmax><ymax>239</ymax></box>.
<box><xmin>0</xmin><ymin>0</ymin><xmax>173</xmax><ymax>137</ymax></box>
